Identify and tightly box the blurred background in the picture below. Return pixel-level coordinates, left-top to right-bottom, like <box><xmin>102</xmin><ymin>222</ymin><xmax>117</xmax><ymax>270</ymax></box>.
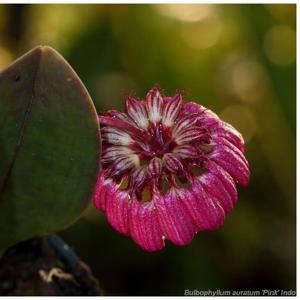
<box><xmin>0</xmin><ymin>4</ymin><xmax>296</xmax><ymax>295</ymax></box>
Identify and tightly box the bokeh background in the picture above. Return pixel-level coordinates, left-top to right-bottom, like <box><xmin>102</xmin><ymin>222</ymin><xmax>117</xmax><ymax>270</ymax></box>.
<box><xmin>0</xmin><ymin>4</ymin><xmax>296</xmax><ymax>295</ymax></box>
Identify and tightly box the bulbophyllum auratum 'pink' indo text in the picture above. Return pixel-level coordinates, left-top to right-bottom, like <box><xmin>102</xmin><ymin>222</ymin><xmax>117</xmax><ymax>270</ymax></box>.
<box><xmin>93</xmin><ymin>87</ymin><xmax>250</xmax><ymax>252</ymax></box>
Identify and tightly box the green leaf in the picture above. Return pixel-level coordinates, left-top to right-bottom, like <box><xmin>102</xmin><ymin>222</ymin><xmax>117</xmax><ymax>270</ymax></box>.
<box><xmin>0</xmin><ymin>46</ymin><xmax>100</xmax><ymax>252</ymax></box>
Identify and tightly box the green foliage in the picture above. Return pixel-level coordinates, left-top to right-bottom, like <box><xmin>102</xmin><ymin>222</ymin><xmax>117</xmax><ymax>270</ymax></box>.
<box><xmin>0</xmin><ymin>46</ymin><xmax>100</xmax><ymax>253</ymax></box>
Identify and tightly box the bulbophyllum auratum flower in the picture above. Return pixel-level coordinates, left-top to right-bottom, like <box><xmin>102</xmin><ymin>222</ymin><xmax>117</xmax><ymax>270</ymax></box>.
<box><xmin>93</xmin><ymin>87</ymin><xmax>249</xmax><ymax>252</ymax></box>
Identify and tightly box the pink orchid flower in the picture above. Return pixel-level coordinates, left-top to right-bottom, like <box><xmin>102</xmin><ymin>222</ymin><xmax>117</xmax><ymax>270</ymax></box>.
<box><xmin>93</xmin><ymin>87</ymin><xmax>250</xmax><ymax>252</ymax></box>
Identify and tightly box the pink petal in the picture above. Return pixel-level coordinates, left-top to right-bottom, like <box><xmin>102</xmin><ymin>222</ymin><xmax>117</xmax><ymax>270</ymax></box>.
<box><xmin>106</xmin><ymin>110</ymin><xmax>137</xmax><ymax>126</ymax></box>
<box><xmin>106</xmin><ymin>189</ymin><xmax>130</xmax><ymax>235</ymax></box>
<box><xmin>162</xmin><ymin>94</ymin><xmax>183</xmax><ymax>127</ymax></box>
<box><xmin>126</xmin><ymin>97</ymin><xmax>149</xmax><ymax>128</ymax></box>
<box><xmin>174</xmin><ymin>126</ymin><xmax>206</xmax><ymax>145</ymax></box>
<box><xmin>102</xmin><ymin>146</ymin><xmax>135</xmax><ymax>164</ymax></box>
<box><xmin>210</xmin><ymin>144</ymin><xmax>250</xmax><ymax>187</ymax></box>
<box><xmin>108</xmin><ymin>154</ymin><xmax>139</xmax><ymax>177</ymax></box>
<box><xmin>155</xmin><ymin>188</ymin><xmax>197</xmax><ymax>245</ymax></box>
<box><xmin>146</xmin><ymin>87</ymin><xmax>163</xmax><ymax>123</ymax></box>
<box><xmin>211</xmin><ymin>136</ymin><xmax>249</xmax><ymax>168</ymax></box>
<box><xmin>179</xmin><ymin>181</ymin><xmax>226</xmax><ymax>231</ymax></box>
<box><xmin>129</xmin><ymin>168</ymin><xmax>147</xmax><ymax>192</ymax></box>
<box><xmin>205</xmin><ymin>160</ymin><xmax>238</xmax><ymax>205</ymax></box>
<box><xmin>184</xmin><ymin>102</ymin><xmax>245</xmax><ymax>152</ymax></box>
<box><xmin>199</xmin><ymin>172</ymin><xmax>234</xmax><ymax>215</ymax></box>
<box><xmin>129</xmin><ymin>199</ymin><xmax>164</xmax><ymax>252</ymax></box>
<box><xmin>148</xmin><ymin>157</ymin><xmax>163</xmax><ymax>178</ymax></box>
<box><xmin>101</xmin><ymin>127</ymin><xmax>133</xmax><ymax>146</ymax></box>
<box><xmin>163</xmin><ymin>153</ymin><xmax>183</xmax><ymax>174</ymax></box>
<box><xmin>173</xmin><ymin>145</ymin><xmax>200</xmax><ymax>159</ymax></box>
<box><xmin>93</xmin><ymin>172</ymin><xmax>116</xmax><ymax>212</ymax></box>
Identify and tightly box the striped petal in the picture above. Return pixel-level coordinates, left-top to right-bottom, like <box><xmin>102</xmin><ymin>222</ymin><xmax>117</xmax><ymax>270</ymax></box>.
<box><xmin>102</xmin><ymin>146</ymin><xmax>135</xmax><ymax>164</ymax></box>
<box><xmin>126</xmin><ymin>97</ymin><xmax>149</xmax><ymax>128</ymax></box>
<box><xmin>162</xmin><ymin>94</ymin><xmax>183</xmax><ymax>127</ymax></box>
<box><xmin>148</xmin><ymin>157</ymin><xmax>163</xmax><ymax>178</ymax></box>
<box><xmin>129</xmin><ymin>199</ymin><xmax>164</xmax><ymax>252</ymax></box>
<box><xmin>184</xmin><ymin>102</ymin><xmax>245</xmax><ymax>152</ymax></box>
<box><xmin>163</xmin><ymin>153</ymin><xmax>183</xmax><ymax>174</ymax></box>
<box><xmin>174</xmin><ymin>126</ymin><xmax>205</xmax><ymax>145</ymax></box>
<box><xmin>199</xmin><ymin>172</ymin><xmax>234</xmax><ymax>214</ymax></box>
<box><xmin>173</xmin><ymin>145</ymin><xmax>200</xmax><ymax>159</ymax></box>
<box><xmin>155</xmin><ymin>188</ymin><xmax>197</xmax><ymax>245</ymax></box>
<box><xmin>146</xmin><ymin>87</ymin><xmax>163</xmax><ymax>123</ymax></box>
<box><xmin>108</xmin><ymin>154</ymin><xmax>140</xmax><ymax>177</ymax></box>
<box><xmin>102</xmin><ymin>127</ymin><xmax>133</xmax><ymax>146</ymax></box>
<box><xmin>179</xmin><ymin>181</ymin><xmax>226</xmax><ymax>231</ymax></box>
<box><xmin>92</xmin><ymin>172</ymin><xmax>115</xmax><ymax>212</ymax></box>
<box><xmin>205</xmin><ymin>160</ymin><xmax>238</xmax><ymax>205</ymax></box>
<box><xmin>106</xmin><ymin>189</ymin><xmax>130</xmax><ymax>235</ymax></box>
<box><xmin>210</xmin><ymin>144</ymin><xmax>249</xmax><ymax>187</ymax></box>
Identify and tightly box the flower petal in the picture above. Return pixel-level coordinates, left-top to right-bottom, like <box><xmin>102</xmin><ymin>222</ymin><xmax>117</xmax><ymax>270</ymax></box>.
<box><xmin>129</xmin><ymin>199</ymin><xmax>164</xmax><ymax>252</ymax></box>
<box><xmin>162</xmin><ymin>94</ymin><xmax>183</xmax><ymax>127</ymax></box>
<box><xmin>108</xmin><ymin>154</ymin><xmax>140</xmax><ymax>177</ymax></box>
<box><xmin>148</xmin><ymin>157</ymin><xmax>163</xmax><ymax>178</ymax></box>
<box><xmin>210</xmin><ymin>144</ymin><xmax>249</xmax><ymax>187</ymax></box>
<box><xmin>211</xmin><ymin>136</ymin><xmax>249</xmax><ymax>168</ymax></box>
<box><xmin>146</xmin><ymin>87</ymin><xmax>163</xmax><ymax>123</ymax></box>
<box><xmin>92</xmin><ymin>172</ymin><xmax>115</xmax><ymax>212</ymax></box>
<box><xmin>173</xmin><ymin>145</ymin><xmax>200</xmax><ymax>159</ymax></box>
<box><xmin>102</xmin><ymin>127</ymin><xmax>133</xmax><ymax>146</ymax></box>
<box><xmin>155</xmin><ymin>188</ymin><xmax>197</xmax><ymax>245</ymax></box>
<box><xmin>163</xmin><ymin>153</ymin><xmax>183</xmax><ymax>174</ymax></box>
<box><xmin>179</xmin><ymin>181</ymin><xmax>226</xmax><ymax>231</ymax></box>
<box><xmin>126</xmin><ymin>97</ymin><xmax>149</xmax><ymax>128</ymax></box>
<box><xmin>129</xmin><ymin>167</ymin><xmax>147</xmax><ymax>192</ymax></box>
<box><xmin>199</xmin><ymin>172</ymin><xmax>234</xmax><ymax>214</ymax></box>
<box><xmin>106</xmin><ymin>189</ymin><xmax>130</xmax><ymax>235</ymax></box>
<box><xmin>174</xmin><ymin>126</ymin><xmax>206</xmax><ymax>145</ymax></box>
<box><xmin>184</xmin><ymin>102</ymin><xmax>245</xmax><ymax>152</ymax></box>
<box><xmin>205</xmin><ymin>160</ymin><xmax>238</xmax><ymax>205</ymax></box>
<box><xmin>102</xmin><ymin>146</ymin><xmax>135</xmax><ymax>164</ymax></box>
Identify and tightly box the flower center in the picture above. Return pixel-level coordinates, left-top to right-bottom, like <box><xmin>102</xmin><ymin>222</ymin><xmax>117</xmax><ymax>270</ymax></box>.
<box><xmin>137</xmin><ymin>124</ymin><xmax>176</xmax><ymax>161</ymax></box>
<box><xmin>100</xmin><ymin>91</ymin><xmax>214</xmax><ymax>202</ymax></box>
